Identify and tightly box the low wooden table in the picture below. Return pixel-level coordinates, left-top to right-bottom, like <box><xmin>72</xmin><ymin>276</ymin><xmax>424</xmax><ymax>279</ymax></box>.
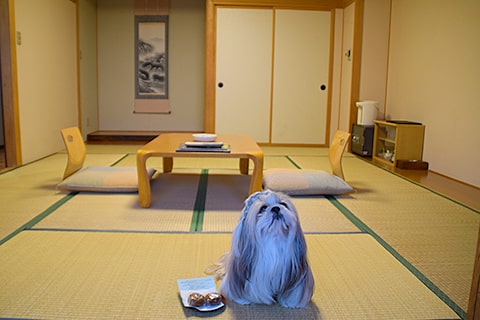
<box><xmin>136</xmin><ymin>133</ymin><xmax>264</xmax><ymax>208</ymax></box>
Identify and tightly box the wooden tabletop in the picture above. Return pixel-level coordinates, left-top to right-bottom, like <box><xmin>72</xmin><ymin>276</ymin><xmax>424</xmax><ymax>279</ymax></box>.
<box><xmin>138</xmin><ymin>133</ymin><xmax>263</xmax><ymax>158</ymax></box>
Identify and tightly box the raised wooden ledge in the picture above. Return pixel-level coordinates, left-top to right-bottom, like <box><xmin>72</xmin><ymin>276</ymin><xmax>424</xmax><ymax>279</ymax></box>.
<box><xmin>86</xmin><ymin>130</ymin><xmax>200</xmax><ymax>144</ymax></box>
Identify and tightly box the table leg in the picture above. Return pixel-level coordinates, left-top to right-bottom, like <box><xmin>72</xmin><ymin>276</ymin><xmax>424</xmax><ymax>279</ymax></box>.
<box><xmin>163</xmin><ymin>157</ymin><xmax>173</xmax><ymax>173</ymax></box>
<box><xmin>239</xmin><ymin>158</ymin><xmax>249</xmax><ymax>175</ymax></box>
<box><xmin>137</xmin><ymin>151</ymin><xmax>152</xmax><ymax>208</ymax></box>
<box><xmin>248</xmin><ymin>153</ymin><xmax>264</xmax><ymax>194</ymax></box>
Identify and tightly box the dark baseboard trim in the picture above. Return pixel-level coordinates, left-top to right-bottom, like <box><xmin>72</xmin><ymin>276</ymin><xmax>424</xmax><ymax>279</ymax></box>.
<box><xmin>86</xmin><ymin>130</ymin><xmax>201</xmax><ymax>144</ymax></box>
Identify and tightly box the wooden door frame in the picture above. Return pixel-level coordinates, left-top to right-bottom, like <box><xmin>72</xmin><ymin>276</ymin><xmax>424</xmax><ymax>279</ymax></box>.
<box><xmin>349</xmin><ymin>0</ymin><xmax>363</xmax><ymax>133</ymax></box>
<box><xmin>204</xmin><ymin>0</ymin><xmax>363</xmax><ymax>145</ymax></box>
<box><xmin>0</xmin><ymin>0</ymin><xmax>21</xmax><ymax>168</ymax></box>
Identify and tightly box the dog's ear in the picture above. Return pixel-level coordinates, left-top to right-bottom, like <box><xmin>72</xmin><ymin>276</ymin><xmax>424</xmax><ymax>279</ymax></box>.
<box><xmin>231</xmin><ymin>216</ymin><xmax>247</xmax><ymax>257</ymax></box>
<box><xmin>227</xmin><ymin>191</ymin><xmax>269</xmax><ymax>292</ymax></box>
<box><xmin>231</xmin><ymin>207</ymin><xmax>256</xmax><ymax>260</ymax></box>
<box><xmin>232</xmin><ymin>191</ymin><xmax>263</xmax><ymax>257</ymax></box>
<box><xmin>224</xmin><ymin>215</ymin><xmax>253</xmax><ymax>292</ymax></box>
<box><xmin>229</xmin><ymin>193</ymin><xmax>263</xmax><ymax>282</ymax></box>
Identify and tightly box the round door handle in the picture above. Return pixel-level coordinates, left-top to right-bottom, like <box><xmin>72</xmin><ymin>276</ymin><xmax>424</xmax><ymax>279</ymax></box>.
<box><xmin>218</xmin><ymin>82</ymin><xmax>224</xmax><ymax>88</ymax></box>
<box><xmin>320</xmin><ymin>84</ymin><xmax>326</xmax><ymax>91</ymax></box>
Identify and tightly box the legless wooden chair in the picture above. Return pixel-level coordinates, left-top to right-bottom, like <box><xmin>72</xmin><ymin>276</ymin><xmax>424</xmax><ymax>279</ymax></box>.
<box><xmin>61</xmin><ymin>126</ymin><xmax>87</xmax><ymax>179</ymax></box>
<box><xmin>328</xmin><ymin>130</ymin><xmax>351</xmax><ymax>180</ymax></box>
<box><xmin>58</xmin><ymin>127</ymin><xmax>155</xmax><ymax>192</ymax></box>
<box><xmin>262</xmin><ymin>130</ymin><xmax>353</xmax><ymax>195</ymax></box>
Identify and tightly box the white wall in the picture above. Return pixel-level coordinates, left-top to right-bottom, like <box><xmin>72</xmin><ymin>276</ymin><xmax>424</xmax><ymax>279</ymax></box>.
<box><xmin>386</xmin><ymin>0</ymin><xmax>480</xmax><ymax>187</ymax></box>
<box><xmin>15</xmin><ymin>0</ymin><xmax>78</xmax><ymax>163</ymax></box>
<box><xmin>358</xmin><ymin>0</ymin><xmax>390</xmax><ymax>120</ymax></box>
<box><xmin>97</xmin><ymin>0</ymin><xmax>205</xmax><ymax>131</ymax></box>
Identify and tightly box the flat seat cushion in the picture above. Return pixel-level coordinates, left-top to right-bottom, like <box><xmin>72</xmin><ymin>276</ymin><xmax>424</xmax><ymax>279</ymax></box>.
<box><xmin>263</xmin><ymin>168</ymin><xmax>353</xmax><ymax>195</ymax></box>
<box><xmin>57</xmin><ymin>166</ymin><xmax>156</xmax><ymax>192</ymax></box>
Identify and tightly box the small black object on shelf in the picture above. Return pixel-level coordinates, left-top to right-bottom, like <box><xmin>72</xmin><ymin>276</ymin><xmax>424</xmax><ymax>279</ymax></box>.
<box><xmin>386</xmin><ymin>120</ymin><xmax>422</xmax><ymax>125</ymax></box>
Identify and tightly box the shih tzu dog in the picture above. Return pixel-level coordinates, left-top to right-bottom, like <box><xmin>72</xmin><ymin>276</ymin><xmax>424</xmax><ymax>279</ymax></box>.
<box><xmin>208</xmin><ymin>190</ymin><xmax>314</xmax><ymax>308</ymax></box>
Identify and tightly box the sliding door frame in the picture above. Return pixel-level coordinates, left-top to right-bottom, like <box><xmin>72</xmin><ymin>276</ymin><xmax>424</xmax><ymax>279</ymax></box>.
<box><xmin>204</xmin><ymin>0</ymin><xmax>364</xmax><ymax>146</ymax></box>
<box><xmin>0</xmin><ymin>0</ymin><xmax>21</xmax><ymax>168</ymax></box>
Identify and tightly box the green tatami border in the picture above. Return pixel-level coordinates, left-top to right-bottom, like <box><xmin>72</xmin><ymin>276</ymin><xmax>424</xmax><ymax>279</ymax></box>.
<box><xmin>0</xmin><ymin>192</ymin><xmax>78</xmax><ymax>246</ymax></box>
<box><xmin>326</xmin><ymin>195</ymin><xmax>466</xmax><ymax>320</ymax></box>
<box><xmin>190</xmin><ymin>169</ymin><xmax>209</xmax><ymax>232</ymax></box>
<box><xmin>284</xmin><ymin>155</ymin><xmax>467</xmax><ymax>319</ymax></box>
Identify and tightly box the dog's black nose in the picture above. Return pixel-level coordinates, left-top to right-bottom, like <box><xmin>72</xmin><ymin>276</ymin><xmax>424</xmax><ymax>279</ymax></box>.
<box><xmin>271</xmin><ymin>206</ymin><xmax>282</xmax><ymax>220</ymax></box>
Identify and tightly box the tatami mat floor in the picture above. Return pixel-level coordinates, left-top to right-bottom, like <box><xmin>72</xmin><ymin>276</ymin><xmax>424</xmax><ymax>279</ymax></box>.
<box><xmin>0</xmin><ymin>144</ymin><xmax>478</xmax><ymax>319</ymax></box>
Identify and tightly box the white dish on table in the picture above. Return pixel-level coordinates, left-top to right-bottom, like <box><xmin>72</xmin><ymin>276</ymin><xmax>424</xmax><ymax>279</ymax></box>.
<box><xmin>193</xmin><ymin>133</ymin><xmax>217</xmax><ymax>142</ymax></box>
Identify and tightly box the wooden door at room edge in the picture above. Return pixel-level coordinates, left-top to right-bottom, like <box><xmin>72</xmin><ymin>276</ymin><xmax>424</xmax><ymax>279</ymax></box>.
<box><xmin>214</xmin><ymin>7</ymin><xmax>332</xmax><ymax>146</ymax></box>
<box><xmin>0</xmin><ymin>76</ymin><xmax>5</xmax><ymax>169</ymax></box>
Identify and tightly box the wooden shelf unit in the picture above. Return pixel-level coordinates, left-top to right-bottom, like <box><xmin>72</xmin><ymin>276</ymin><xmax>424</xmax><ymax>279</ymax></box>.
<box><xmin>372</xmin><ymin>120</ymin><xmax>425</xmax><ymax>168</ymax></box>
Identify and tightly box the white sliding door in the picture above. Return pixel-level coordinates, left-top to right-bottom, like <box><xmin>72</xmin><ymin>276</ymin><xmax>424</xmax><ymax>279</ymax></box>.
<box><xmin>215</xmin><ymin>8</ymin><xmax>273</xmax><ymax>143</ymax></box>
<box><xmin>271</xmin><ymin>10</ymin><xmax>331</xmax><ymax>144</ymax></box>
<box><xmin>215</xmin><ymin>8</ymin><xmax>331</xmax><ymax>145</ymax></box>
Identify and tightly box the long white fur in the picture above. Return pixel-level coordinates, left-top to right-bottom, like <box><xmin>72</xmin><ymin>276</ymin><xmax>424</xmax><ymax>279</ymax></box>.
<box><xmin>208</xmin><ymin>190</ymin><xmax>314</xmax><ymax>308</ymax></box>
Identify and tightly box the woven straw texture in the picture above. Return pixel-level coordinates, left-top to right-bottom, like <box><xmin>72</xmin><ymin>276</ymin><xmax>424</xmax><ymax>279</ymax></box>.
<box><xmin>0</xmin><ymin>144</ymin><xmax>476</xmax><ymax>319</ymax></box>
<box><xmin>0</xmin><ymin>153</ymin><xmax>133</xmax><ymax>240</ymax></box>
<box><xmin>35</xmin><ymin>173</ymin><xmax>202</xmax><ymax>232</ymax></box>
<box><xmin>0</xmin><ymin>232</ymin><xmax>458</xmax><ymax>319</ymax></box>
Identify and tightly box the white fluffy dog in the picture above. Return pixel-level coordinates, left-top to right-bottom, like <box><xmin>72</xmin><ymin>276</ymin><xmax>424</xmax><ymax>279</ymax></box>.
<box><xmin>209</xmin><ymin>190</ymin><xmax>314</xmax><ymax>308</ymax></box>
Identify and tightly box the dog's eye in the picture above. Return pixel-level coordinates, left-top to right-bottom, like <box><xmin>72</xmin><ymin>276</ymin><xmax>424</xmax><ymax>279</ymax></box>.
<box><xmin>258</xmin><ymin>205</ymin><xmax>268</xmax><ymax>216</ymax></box>
<box><xmin>280</xmin><ymin>202</ymin><xmax>289</xmax><ymax>209</ymax></box>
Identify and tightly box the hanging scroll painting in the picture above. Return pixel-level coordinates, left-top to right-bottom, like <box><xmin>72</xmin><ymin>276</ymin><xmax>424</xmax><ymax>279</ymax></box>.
<box><xmin>134</xmin><ymin>15</ymin><xmax>170</xmax><ymax>113</ymax></box>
